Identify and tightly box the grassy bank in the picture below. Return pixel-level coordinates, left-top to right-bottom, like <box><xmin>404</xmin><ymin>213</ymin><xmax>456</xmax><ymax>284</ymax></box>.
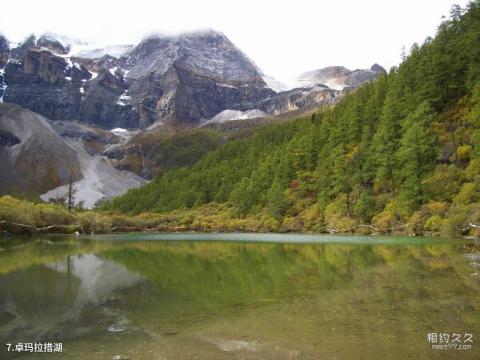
<box><xmin>1</xmin><ymin>195</ymin><xmax>479</xmax><ymax>239</ymax></box>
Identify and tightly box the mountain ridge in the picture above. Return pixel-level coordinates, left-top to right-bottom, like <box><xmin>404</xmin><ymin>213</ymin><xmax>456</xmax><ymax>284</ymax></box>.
<box><xmin>0</xmin><ymin>30</ymin><xmax>384</xmax><ymax>129</ymax></box>
<box><xmin>297</xmin><ymin>64</ymin><xmax>386</xmax><ymax>90</ymax></box>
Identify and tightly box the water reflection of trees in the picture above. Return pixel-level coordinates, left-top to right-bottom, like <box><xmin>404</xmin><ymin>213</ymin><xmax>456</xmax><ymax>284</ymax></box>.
<box><xmin>0</xmin><ymin>239</ymin><xmax>478</xmax><ymax>348</ymax></box>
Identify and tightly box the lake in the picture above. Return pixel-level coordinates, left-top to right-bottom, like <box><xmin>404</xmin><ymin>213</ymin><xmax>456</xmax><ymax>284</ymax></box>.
<box><xmin>0</xmin><ymin>233</ymin><xmax>479</xmax><ymax>359</ymax></box>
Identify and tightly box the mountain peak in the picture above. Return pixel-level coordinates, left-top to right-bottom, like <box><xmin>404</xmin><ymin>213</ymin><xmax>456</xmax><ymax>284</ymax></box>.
<box><xmin>127</xmin><ymin>29</ymin><xmax>264</xmax><ymax>82</ymax></box>
<box><xmin>297</xmin><ymin>64</ymin><xmax>384</xmax><ymax>90</ymax></box>
<box><xmin>37</xmin><ymin>33</ymin><xmax>71</xmax><ymax>55</ymax></box>
<box><xmin>370</xmin><ymin>63</ymin><xmax>386</xmax><ymax>73</ymax></box>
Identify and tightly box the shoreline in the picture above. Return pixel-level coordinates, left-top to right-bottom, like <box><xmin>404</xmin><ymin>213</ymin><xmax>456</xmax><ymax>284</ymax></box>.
<box><xmin>1</xmin><ymin>220</ymin><xmax>477</xmax><ymax>243</ymax></box>
<box><xmin>1</xmin><ymin>196</ymin><xmax>479</xmax><ymax>240</ymax></box>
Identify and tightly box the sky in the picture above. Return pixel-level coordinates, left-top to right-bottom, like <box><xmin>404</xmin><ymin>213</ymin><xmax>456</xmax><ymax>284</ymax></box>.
<box><xmin>0</xmin><ymin>0</ymin><xmax>471</xmax><ymax>86</ymax></box>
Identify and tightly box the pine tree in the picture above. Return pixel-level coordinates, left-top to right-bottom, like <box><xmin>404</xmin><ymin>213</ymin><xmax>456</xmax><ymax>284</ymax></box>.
<box><xmin>331</xmin><ymin>147</ymin><xmax>355</xmax><ymax>216</ymax></box>
<box><xmin>229</xmin><ymin>177</ymin><xmax>254</xmax><ymax>215</ymax></box>
<box><xmin>267</xmin><ymin>180</ymin><xmax>285</xmax><ymax>220</ymax></box>
<box><xmin>396</xmin><ymin>102</ymin><xmax>438</xmax><ymax>210</ymax></box>
<box><xmin>354</xmin><ymin>189</ymin><xmax>376</xmax><ymax>223</ymax></box>
<box><xmin>373</xmin><ymin>89</ymin><xmax>403</xmax><ymax>196</ymax></box>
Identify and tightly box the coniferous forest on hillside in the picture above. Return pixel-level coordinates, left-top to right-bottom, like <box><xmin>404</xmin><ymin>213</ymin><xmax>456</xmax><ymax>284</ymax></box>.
<box><xmin>2</xmin><ymin>2</ymin><xmax>480</xmax><ymax>237</ymax></box>
<box><xmin>100</xmin><ymin>3</ymin><xmax>480</xmax><ymax>236</ymax></box>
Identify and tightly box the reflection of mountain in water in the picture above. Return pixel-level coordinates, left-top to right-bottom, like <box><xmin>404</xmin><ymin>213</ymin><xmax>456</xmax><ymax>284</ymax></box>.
<box><xmin>47</xmin><ymin>254</ymin><xmax>142</xmax><ymax>311</ymax></box>
<box><xmin>0</xmin><ymin>254</ymin><xmax>142</xmax><ymax>342</ymax></box>
<box><xmin>0</xmin><ymin>238</ymin><xmax>479</xmax><ymax>360</ymax></box>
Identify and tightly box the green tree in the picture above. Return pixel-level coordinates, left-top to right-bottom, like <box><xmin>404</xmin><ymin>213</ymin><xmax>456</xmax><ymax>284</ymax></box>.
<box><xmin>354</xmin><ymin>190</ymin><xmax>376</xmax><ymax>223</ymax></box>
<box><xmin>396</xmin><ymin>102</ymin><xmax>438</xmax><ymax>211</ymax></box>
<box><xmin>471</xmin><ymin>81</ymin><xmax>480</xmax><ymax>158</ymax></box>
<box><xmin>373</xmin><ymin>89</ymin><xmax>402</xmax><ymax>196</ymax></box>
<box><xmin>267</xmin><ymin>181</ymin><xmax>285</xmax><ymax>220</ymax></box>
<box><xmin>229</xmin><ymin>177</ymin><xmax>255</xmax><ymax>216</ymax></box>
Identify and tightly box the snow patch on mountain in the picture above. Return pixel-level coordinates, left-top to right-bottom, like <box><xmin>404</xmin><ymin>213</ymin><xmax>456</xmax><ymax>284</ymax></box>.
<box><xmin>324</xmin><ymin>79</ymin><xmax>348</xmax><ymax>91</ymax></box>
<box><xmin>106</xmin><ymin>127</ymin><xmax>140</xmax><ymax>154</ymax></box>
<box><xmin>116</xmin><ymin>91</ymin><xmax>131</xmax><ymax>106</ymax></box>
<box><xmin>0</xmin><ymin>68</ymin><xmax>6</xmax><ymax>103</ymax></box>
<box><xmin>35</xmin><ymin>33</ymin><xmax>133</xmax><ymax>59</ymax></box>
<box><xmin>261</xmin><ymin>74</ymin><xmax>289</xmax><ymax>92</ymax></box>
<box><xmin>0</xmin><ymin>85</ymin><xmax>6</xmax><ymax>103</ymax></box>
<box><xmin>111</xmin><ymin>128</ymin><xmax>129</xmax><ymax>135</ymax></box>
<box><xmin>110</xmin><ymin>127</ymin><xmax>138</xmax><ymax>143</ymax></box>
<box><xmin>74</xmin><ymin>44</ymin><xmax>134</xmax><ymax>59</ymax></box>
<box><xmin>202</xmin><ymin>109</ymin><xmax>267</xmax><ymax>125</ymax></box>
<box><xmin>89</xmin><ymin>71</ymin><xmax>98</xmax><ymax>80</ymax></box>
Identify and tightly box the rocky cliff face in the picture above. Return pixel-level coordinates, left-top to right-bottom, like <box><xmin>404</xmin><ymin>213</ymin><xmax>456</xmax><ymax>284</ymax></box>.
<box><xmin>0</xmin><ymin>32</ymin><xmax>275</xmax><ymax>128</ymax></box>
<box><xmin>0</xmin><ymin>34</ymin><xmax>9</xmax><ymax>102</ymax></box>
<box><xmin>4</xmin><ymin>44</ymin><xmax>139</xmax><ymax>128</ymax></box>
<box><xmin>0</xmin><ymin>31</ymin><xmax>385</xmax><ymax>130</ymax></box>
<box><xmin>258</xmin><ymin>86</ymin><xmax>338</xmax><ymax>116</ymax></box>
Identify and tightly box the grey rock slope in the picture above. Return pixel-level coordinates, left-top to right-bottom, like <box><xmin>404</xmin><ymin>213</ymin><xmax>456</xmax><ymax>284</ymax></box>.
<box><xmin>40</xmin><ymin>136</ymin><xmax>146</xmax><ymax>208</ymax></box>
<box><xmin>0</xmin><ymin>103</ymin><xmax>145</xmax><ymax>205</ymax></box>
<box><xmin>0</xmin><ymin>103</ymin><xmax>81</xmax><ymax>195</ymax></box>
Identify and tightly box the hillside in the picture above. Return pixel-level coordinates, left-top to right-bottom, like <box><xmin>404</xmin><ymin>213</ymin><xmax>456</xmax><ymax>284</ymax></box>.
<box><xmin>103</xmin><ymin>2</ymin><xmax>480</xmax><ymax>237</ymax></box>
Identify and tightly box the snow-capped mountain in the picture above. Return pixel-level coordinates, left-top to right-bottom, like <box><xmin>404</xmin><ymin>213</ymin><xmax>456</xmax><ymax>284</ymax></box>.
<box><xmin>0</xmin><ymin>31</ymin><xmax>274</xmax><ymax>128</ymax></box>
<box><xmin>0</xmin><ymin>30</ymin><xmax>383</xmax><ymax>130</ymax></box>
